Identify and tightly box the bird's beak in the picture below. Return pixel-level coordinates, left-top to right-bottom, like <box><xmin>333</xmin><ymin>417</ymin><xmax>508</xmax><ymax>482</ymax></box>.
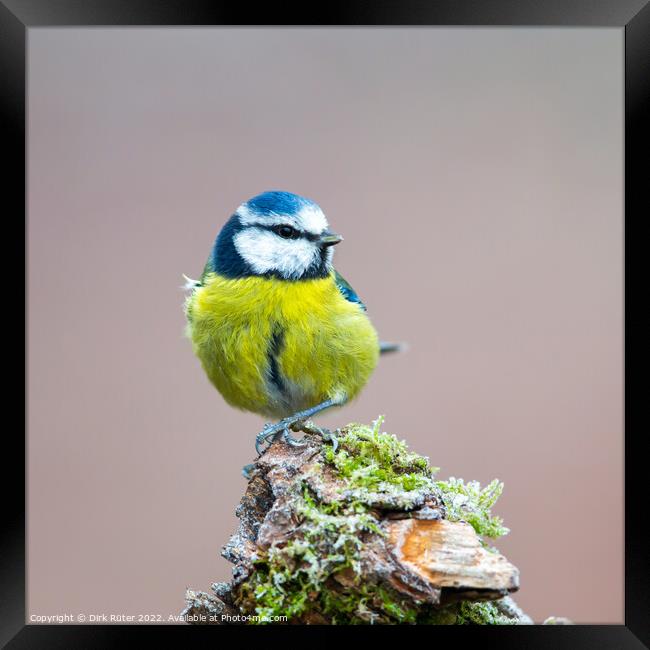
<box><xmin>319</xmin><ymin>231</ymin><xmax>343</xmax><ymax>247</ymax></box>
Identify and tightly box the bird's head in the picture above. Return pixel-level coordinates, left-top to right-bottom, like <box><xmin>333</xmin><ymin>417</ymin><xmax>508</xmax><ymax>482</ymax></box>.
<box><xmin>210</xmin><ymin>191</ymin><xmax>342</xmax><ymax>280</ymax></box>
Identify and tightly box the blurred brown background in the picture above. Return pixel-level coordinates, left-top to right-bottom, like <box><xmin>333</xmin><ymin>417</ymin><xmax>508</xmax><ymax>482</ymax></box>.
<box><xmin>27</xmin><ymin>28</ymin><xmax>623</xmax><ymax>624</ymax></box>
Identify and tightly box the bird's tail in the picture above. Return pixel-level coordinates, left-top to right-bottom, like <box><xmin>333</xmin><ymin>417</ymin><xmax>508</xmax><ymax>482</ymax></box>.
<box><xmin>379</xmin><ymin>341</ymin><xmax>408</xmax><ymax>355</ymax></box>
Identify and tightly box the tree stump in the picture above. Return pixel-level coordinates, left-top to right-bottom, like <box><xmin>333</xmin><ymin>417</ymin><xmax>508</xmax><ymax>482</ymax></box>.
<box><xmin>183</xmin><ymin>419</ymin><xmax>540</xmax><ymax>625</ymax></box>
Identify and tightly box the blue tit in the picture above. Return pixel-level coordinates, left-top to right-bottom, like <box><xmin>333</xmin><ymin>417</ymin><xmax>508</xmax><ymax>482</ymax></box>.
<box><xmin>183</xmin><ymin>190</ymin><xmax>400</xmax><ymax>456</ymax></box>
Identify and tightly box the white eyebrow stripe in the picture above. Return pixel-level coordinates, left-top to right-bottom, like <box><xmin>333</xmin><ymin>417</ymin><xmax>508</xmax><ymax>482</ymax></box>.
<box><xmin>238</xmin><ymin>213</ymin><xmax>303</xmax><ymax>230</ymax></box>
<box><xmin>298</xmin><ymin>205</ymin><xmax>328</xmax><ymax>235</ymax></box>
<box><xmin>236</xmin><ymin>203</ymin><xmax>329</xmax><ymax>235</ymax></box>
<box><xmin>236</xmin><ymin>204</ymin><xmax>269</xmax><ymax>225</ymax></box>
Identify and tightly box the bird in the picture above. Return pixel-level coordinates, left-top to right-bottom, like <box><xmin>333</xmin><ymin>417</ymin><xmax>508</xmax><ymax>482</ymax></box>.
<box><xmin>183</xmin><ymin>190</ymin><xmax>400</xmax><ymax>458</ymax></box>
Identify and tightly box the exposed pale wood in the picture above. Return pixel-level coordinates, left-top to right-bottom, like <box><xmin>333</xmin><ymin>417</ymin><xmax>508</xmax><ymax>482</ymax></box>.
<box><xmin>387</xmin><ymin>518</ymin><xmax>519</xmax><ymax>593</ymax></box>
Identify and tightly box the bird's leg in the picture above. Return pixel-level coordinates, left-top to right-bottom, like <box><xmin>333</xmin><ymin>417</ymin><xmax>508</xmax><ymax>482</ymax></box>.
<box><xmin>254</xmin><ymin>397</ymin><xmax>345</xmax><ymax>456</ymax></box>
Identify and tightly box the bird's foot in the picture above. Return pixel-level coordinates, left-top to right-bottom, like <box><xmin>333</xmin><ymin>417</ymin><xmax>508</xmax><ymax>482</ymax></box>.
<box><xmin>282</xmin><ymin>425</ymin><xmax>307</xmax><ymax>447</ymax></box>
<box><xmin>293</xmin><ymin>420</ymin><xmax>339</xmax><ymax>454</ymax></box>
<box><xmin>255</xmin><ymin>398</ymin><xmax>346</xmax><ymax>456</ymax></box>
<box><xmin>248</xmin><ymin>419</ymin><xmax>340</xmax><ymax>477</ymax></box>
<box><xmin>255</xmin><ymin>419</ymin><xmax>307</xmax><ymax>456</ymax></box>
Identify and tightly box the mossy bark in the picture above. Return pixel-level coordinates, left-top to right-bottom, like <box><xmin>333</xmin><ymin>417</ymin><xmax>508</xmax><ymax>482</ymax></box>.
<box><xmin>183</xmin><ymin>420</ymin><xmax>543</xmax><ymax>625</ymax></box>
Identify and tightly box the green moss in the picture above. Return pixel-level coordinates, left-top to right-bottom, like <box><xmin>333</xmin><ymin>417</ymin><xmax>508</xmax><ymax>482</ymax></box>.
<box><xmin>417</xmin><ymin>605</ymin><xmax>460</xmax><ymax>625</ymax></box>
<box><xmin>320</xmin><ymin>417</ymin><xmax>439</xmax><ymax>510</ymax></box>
<box><xmin>323</xmin><ymin>416</ymin><xmax>437</xmax><ymax>492</ymax></box>
<box><xmin>321</xmin><ymin>584</ymin><xmax>419</xmax><ymax>625</ymax></box>
<box><xmin>435</xmin><ymin>477</ymin><xmax>509</xmax><ymax>539</ymax></box>
<box><xmin>418</xmin><ymin>600</ymin><xmax>516</xmax><ymax>625</ymax></box>
<box><xmin>235</xmin><ymin>417</ymin><xmax>511</xmax><ymax>624</ymax></box>
<box><xmin>456</xmin><ymin>600</ymin><xmax>516</xmax><ymax>625</ymax></box>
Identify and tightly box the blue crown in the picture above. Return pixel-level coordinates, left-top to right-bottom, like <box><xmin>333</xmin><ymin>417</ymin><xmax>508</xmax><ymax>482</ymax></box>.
<box><xmin>243</xmin><ymin>190</ymin><xmax>318</xmax><ymax>217</ymax></box>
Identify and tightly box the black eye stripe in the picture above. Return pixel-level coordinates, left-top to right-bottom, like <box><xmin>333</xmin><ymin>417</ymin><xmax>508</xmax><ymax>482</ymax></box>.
<box><xmin>259</xmin><ymin>224</ymin><xmax>322</xmax><ymax>242</ymax></box>
<box><xmin>265</xmin><ymin>224</ymin><xmax>303</xmax><ymax>240</ymax></box>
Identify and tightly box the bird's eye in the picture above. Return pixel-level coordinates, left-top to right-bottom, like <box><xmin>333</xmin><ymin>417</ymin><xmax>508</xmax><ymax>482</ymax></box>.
<box><xmin>275</xmin><ymin>225</ymin><xmax>299</xmax><ymax>239</ymax></box>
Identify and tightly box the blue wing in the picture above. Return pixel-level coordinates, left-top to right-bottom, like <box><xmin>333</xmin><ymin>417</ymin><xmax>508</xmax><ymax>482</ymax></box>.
<box><xmin>334</xmin><ymin>270</ymin><xmax>367</xmax><ymax>311</ymax></box>
<box><xmin>334</xmin><ymin>270</ymin><xmax>404</xmax><ymax>354</ymax></box>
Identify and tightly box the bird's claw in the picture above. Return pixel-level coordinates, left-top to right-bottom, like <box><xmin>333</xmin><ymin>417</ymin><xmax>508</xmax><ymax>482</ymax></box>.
<box><xmin>255</xmin><ymin>419</ymin><xmax>307</xmax><ymax>455</ymax></box>
<box><xmin>329</xmin><ymin>431</ymin><xmax>339</xmax><ymax>453</ymax></box>
<box><xmin>298</xmin><ymin>420</ymin><xmax>339</xmax><ymax>453</ymax></box>
<box><xmin>255</xmin><ymin>416</ymin><xmax>340</xmax><ymax>457</ymax></box>
<box><xmin>321</xmin><ymin>428</ymin><xmax>339</xmax><ymax>454</ymax></box>
<box><xmin>255</xmin><ymin>422</ymin><xmax>281</xmax><ymax>456</ymax></box>
<box><xmin>282</xmin><ymin>425</ymin><xmax>307</xmax><ymax>447</ymax></box>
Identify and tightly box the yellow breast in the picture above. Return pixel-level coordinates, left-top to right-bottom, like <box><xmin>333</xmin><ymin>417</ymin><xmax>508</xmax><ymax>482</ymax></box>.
<box><xmin>185</xmin><ymin>272</ymin><xmax>379</xmax><ymax>418</ymax></box>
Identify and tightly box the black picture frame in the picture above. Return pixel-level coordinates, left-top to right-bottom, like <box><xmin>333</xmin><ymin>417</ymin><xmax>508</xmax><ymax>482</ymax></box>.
<box><xmin>5</xmin><ymin>1</ymin><xmax>646</xmax><ymax>646</ymax></box>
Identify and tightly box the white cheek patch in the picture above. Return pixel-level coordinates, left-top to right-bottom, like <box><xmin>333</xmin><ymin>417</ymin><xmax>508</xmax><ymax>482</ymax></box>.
<box><xmin>234</xmin><ymin>228</ymin><xmax>320</xmax><ymax>279</ymax></box>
